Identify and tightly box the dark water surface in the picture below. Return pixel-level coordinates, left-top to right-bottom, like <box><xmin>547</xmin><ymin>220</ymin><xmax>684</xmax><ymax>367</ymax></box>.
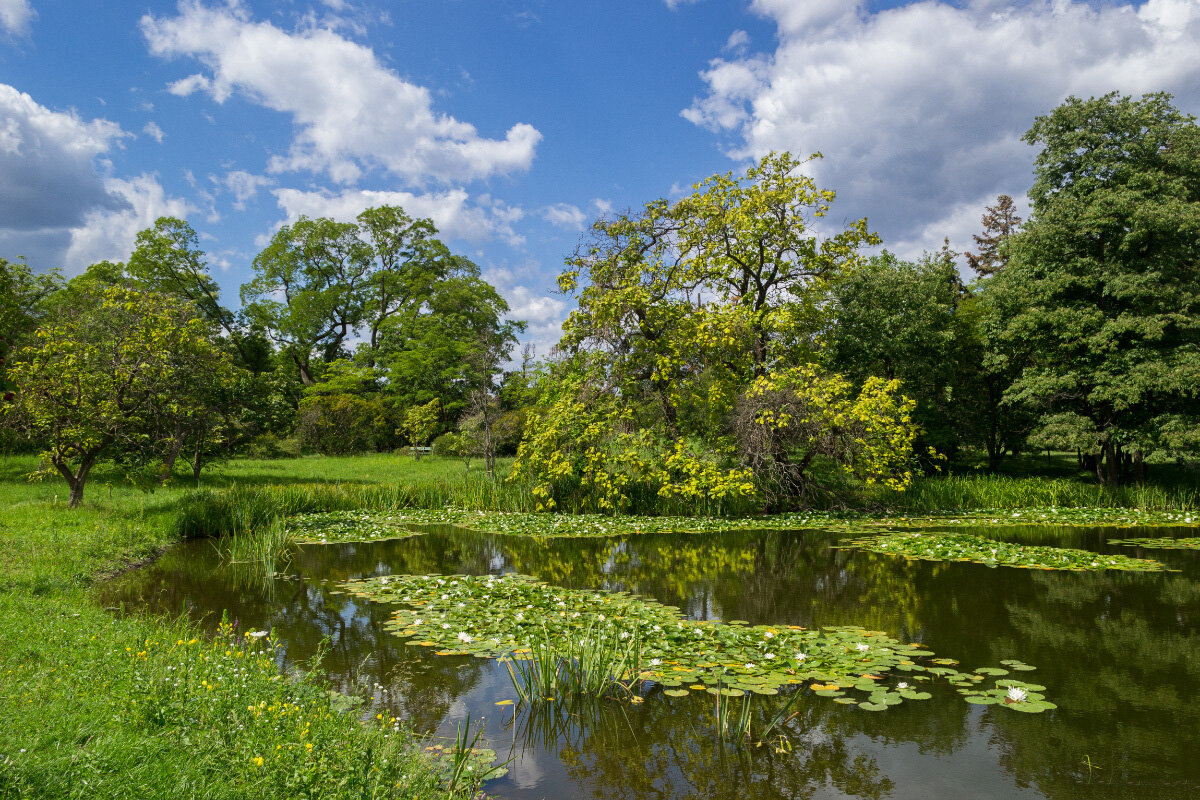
<box><xmin>100</xmin><ymin>525</ymin><xmax>1200</xmax><ymax>800</ymax></box>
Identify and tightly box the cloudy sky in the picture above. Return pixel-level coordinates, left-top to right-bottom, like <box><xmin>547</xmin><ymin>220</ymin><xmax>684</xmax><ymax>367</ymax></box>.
<box><xmin>3</xmin><ymin>0</ymin><xmax>1200</xmax><ymax>354</ymax></box>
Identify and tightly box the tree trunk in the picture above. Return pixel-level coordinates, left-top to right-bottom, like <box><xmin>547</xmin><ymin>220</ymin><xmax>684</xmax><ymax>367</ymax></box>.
<box><xmin>54</xmin><ymin>451</ymin><xmax>97</xmax><ymax>509</ymax></box>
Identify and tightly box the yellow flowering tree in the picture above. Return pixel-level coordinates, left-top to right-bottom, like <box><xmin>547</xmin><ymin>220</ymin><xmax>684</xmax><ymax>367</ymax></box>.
<box><xmin>515</xmin><ymin>152</ymin><xmax>910</xmax><ymax>512</ymax></box>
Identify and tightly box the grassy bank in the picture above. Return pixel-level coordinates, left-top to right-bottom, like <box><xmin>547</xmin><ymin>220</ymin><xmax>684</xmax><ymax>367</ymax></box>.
<box><xmin>0</xmin><ymin>456</ymin><xmax>488</xmax><ymax>800</ymax></box>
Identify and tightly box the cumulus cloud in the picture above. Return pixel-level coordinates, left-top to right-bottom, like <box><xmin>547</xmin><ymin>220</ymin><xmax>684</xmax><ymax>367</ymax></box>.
<box><xmin>272</xmin><ymin>186</ymin><xmax>526</xmax><ymax>246</ymax></box>
<box><xmin>481</xmin><ymin>265</ymin><xmax>568</xmax><ymax>361</ymax></box>
<box><xmin>0</xmin><ymin>83</ymin><xmax>140</xmax><ymax>268</ymax></box>
<box><xmin>142</xmin><ymin>121</ymin><xmax>165</xmax><ymax>143</ymax></box>
<box><xmin>142</xmin><ymin>2</ymin><xmax>542</xmax><ymax>185</ymax></box>
<box><xmin>542</xmin><ymin>202</ymin><xmax>586</xmax><ymax>230</ymax></box>
<box><xmin>64</xmin><ymin>174</ymin><xmax>195</xmax><ymax>271</ymax></box>
<box><xmin>0</xmin><ymin>0</ymin><xmax>33</xmax><ymax>35</ymax></box>
<box><xmin>220</xmin><ymin>169</ymin><xmax>273</xmax><ymax>209</ymax></box>
<box><xmin>684</xmin><ymin>0</ymin><xmax>1200</xmax><ymax>255</ymax></box>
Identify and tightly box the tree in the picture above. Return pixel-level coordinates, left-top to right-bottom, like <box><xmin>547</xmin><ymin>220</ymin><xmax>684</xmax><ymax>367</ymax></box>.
<box><xmin>964</xmin><ymin>195</ymin><xmax>1022</xmax><ymax>276</ymax></box>
<box><xmin>0</xmin><ymin>257</ymin><xmax>61</xmax><ymax>402</ymax></box>
<box><xmin>518</xmin><ymin>153</ymin><xmax>905</xmax><ymax>510</ymax></box>
<box><xmin>241</xmin><ymin>206</ymin><xmax>481</xmax><ymax>385</ymax></box>
<box><xmin>2</xmin><ymin>285</ymin><xmax>236</xmax><ymax>506</ymax></box>
<box><xmin>241</xmin><ymin>216</ymin><xmax>369</xmax><ymax>385</ymax></box>
<box><xmin>823</xmin><ymin>251</ymin><xmax>971</xmax><ymax>460</ymax></box>
<box><xmin>402</xmin><ymin>399</ymin><xmax>441</xmax><ymax>459</ymax></box>
<box><xmin>377</xmin><ymin>275</ymin><xmax>523</xmax><ymax>416</ymax></box>
<box><xmin>995</xmin><ymin>92</ymin><xmax>1200</xmax><ymax>484</ymax></box>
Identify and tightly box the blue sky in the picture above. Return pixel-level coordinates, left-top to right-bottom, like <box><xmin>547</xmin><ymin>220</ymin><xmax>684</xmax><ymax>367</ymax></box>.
<box><xmin>2</xmin><ymin>0</ymin><xmax>1197</xmax><ymax>354</ymax></box>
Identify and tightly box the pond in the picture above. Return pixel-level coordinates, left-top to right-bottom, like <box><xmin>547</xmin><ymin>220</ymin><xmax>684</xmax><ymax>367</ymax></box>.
<box><xmin>100</xmin><ymin>524</ymin><xmax>1200</xmax><ymax>800</ymax></box>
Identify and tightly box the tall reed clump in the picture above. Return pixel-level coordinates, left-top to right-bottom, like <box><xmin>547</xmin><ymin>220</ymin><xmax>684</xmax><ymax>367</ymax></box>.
<box><xmin>880</xmin><ymin>475</ymin><xmax>1200</xmax><ymax>513</ymax></box>
<box><xmin>503</xmin><ymin>623</ymin><xmax>642</xmax><ymax>703</ymax></box>
<box><xmin>175</xmin><ymin>476</ymin><xmax>540</xmax><ymax>541</ymax></box>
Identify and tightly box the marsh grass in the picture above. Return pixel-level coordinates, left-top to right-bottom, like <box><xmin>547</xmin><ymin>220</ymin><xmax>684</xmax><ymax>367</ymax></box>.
<box><xmin>880</xmin><ymin>474</ymin><xmax>1199</xmax><ymax>513</ymax></box>
<box><xmin>503</xmin><ymin>623</ymin><xmax>642</xmax><ymax>703</ymax></box>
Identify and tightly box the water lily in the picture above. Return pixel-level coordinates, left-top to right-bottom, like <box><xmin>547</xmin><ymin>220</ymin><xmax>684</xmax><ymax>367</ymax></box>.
<box><xmin>764</xmin><ymin>652</ymin><xmax>776</xmax><ymax>660</ymax></box>
<box><xmin>856</xmin><ymin>643</ymin><xmax>870</xmax><ymax>652</ymax></box>
<box><xmin>795</xmin><ymin>652</ymin><xmax>807</xmax><ymax>661</ymax></box>
<box><xmin>744</xmin><ymin>662</ymin><xmax>757</xmax><ymax>670</ymax></box>
<box><xmin>1006</xmin><ymin>686</ymin><xmax>1028</xmax><ymax>703</ymax></box>
<box><xmin>457</xmin><ymin>632</ymin><xmax>473</xmax><ymax>644</ymax></box>
<box><xmin>897</xmin><ymin>682</ymin><xmax>909</xmax><ymax>690</ymax></box>
<box><xmin>649</xmin><ymin>658</ymin><xmax>662</xmax><ymax>666</ymax></box>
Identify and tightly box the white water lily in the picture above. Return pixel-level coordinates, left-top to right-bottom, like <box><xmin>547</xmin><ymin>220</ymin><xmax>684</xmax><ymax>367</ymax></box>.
<box><xmin>1006</xmin><ymin>686</ymin><xmax>1028</xmax><ymax>703</ymax></box>
<box><xmin>413</xmin><ymin>619</ymin><xmax>423</xmax><ymax>626</ymax></box>
<box><xmin>764</xmin><ymin>631</ymin><xmax>775</xmax><ymax>639</ymax></box>
<box><xmin>795</xmin><ymin>652</ymin><xmax>807</xmax><ymax>661</ymax></box>
<box><xmin>457</xmin><ymin>632</ymin><xmax>473</xmax><ymax>644</ymax></box>
<box><xmin>897</xmin><ymin>682</ymin><xmax>909</xmax><ymax>690</ymax></box>
<box><xmin>764</xmin><ymin>653</ymin><xmax>776</xmax><ymax>660</ymax></box>
<box><xmin>856</xmin><ymin>643</ymin><xmax>870</xmax><ymax>652</ymax></box>
<box><xmin>649</xmin><ymin>658</ymin><xmax>662</xmax><ymax>666</ymax></box>
<box><xmin>744</xmin><ymin>662</ymin><xmax>757</xmax><ymax>670</ymax></box>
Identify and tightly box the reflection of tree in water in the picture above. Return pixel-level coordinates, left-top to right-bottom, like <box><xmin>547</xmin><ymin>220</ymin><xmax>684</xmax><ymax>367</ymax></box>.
<box><xmin>971</xmin><ymin>566</ymin><xmax>1200</xmax><ymax>800</ymax></box>
<box><xmin>499</xmin><ymin>683</ymin><xmax>990</xmax><ymax>800</ymax></box>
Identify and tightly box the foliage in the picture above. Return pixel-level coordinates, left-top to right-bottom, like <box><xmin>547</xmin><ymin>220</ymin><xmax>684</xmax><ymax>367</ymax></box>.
<box><xmin>2</xmin><ymin>285</ymin><xmax>236</xmax><ymax>506</ymax></box>
<box><xmin>734</xmin><ymin>364</ymin><xmax>920</xmax><ymax>506</ymax></box>
<box><xmin>512</xmin><ymin>361</ymin><xmax>758</xmax><ymax>513</ymax></box>
<box><xmin>823</xmin><ymin>251</ymin><xmax>978</xmax><ymax>460</ymax></box>
<box><xmin>839</xmin><ymin>531</ymin><xmax>1169</xmax><ymax>571</ymax></box>
<box><xmin>994</xmin><ymin>92</ymin><xmax>1200</xmax><ymax>484</ymax></box>
<box><xmin>532</xmin><ymin>152</ymin><xmax>888</xmax><ymax>511</ymax></box>
<box><xmin>401</xmin><ymin>399</ymin><xmax>441</xmax><ymax>453</ymax></box>
<box><xmin>344</xmin><ymin>573</ymin><xmax>1051</xmax><ymax>712</ymax></box>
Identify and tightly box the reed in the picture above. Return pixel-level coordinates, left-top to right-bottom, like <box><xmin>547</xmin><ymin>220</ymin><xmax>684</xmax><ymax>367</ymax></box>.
<box><xmin>879</xmin><ymin>474</ymin><xmax>1199</xmax><ymax>513</ymax></box>
<box><xmin>503</xmin><ymin>623</ymin><xmax>641</xmax><ymax>703</ymax></box>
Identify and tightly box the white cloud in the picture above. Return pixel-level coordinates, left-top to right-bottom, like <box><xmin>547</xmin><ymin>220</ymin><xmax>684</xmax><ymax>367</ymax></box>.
<box><xmin>0</xmin><ymin>0</ymin><xmax>33</xmax><ymax>35</ymax></box>
<box><xmin>220</xmin><ymin>169</ymin><xmax>273</xmax><ymax>209</ymax></box>
<box><xmin>665</xmin><ymin>0</ymin><xmax>701</xmax><ymax>9</ymax></box>
<box><xmin>481</xmin><ymin>265</ymin><xmax>568</xmax><ymax>360</ymax></box>
<box><xmin>592</xmin><ymin>198</ymin><xmax>613</xmax><ymax>216</ymax></box>
<box><xmin>0</xmin><ymin>83</ymin><xmax>135</xmax><ymax>267</ymax></box>
<box><xmin>684</xmin><ymin>0</ymin><xmax>1200</xmax><ymax>250</ymax></box>
<box><xmin>542</xmin><ymin>202</ymin><xmax>586</xmax><ymax>230</ymax></box>
<box><xmin>142</xmin><ymin>2</ymin><xmax>542</xmax><ymax>185</ymax></box>
<box><xmin>64</xmin><ymin>174</ymin><xmax>195</xmax><ymax>271</ymax></box>
<box><xmin>142</xmin><ymin>121</ymin><xmax>165</xmax><ymax>143</ymax></box>
<box><xmin>723</xmin><ymin>29</ymin><xmax>750</xmax><ymax>52</ymax></box>
<box><xmin>272</xmin><ymin>186</ymin><xmax>526</xmax><ymax>246</ymax></box>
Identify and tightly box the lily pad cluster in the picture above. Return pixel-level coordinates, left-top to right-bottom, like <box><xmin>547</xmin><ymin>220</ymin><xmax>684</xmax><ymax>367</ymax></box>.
<box><xmin>288</xmin><ymin>506</ymin><xmax>1198</xmax><ymax>545</ymax></box>
<box><xmin>838</xmin><ymin>531</ymin><xmax>1170</xmax><ymax>572</ymax></box>
<box><xmin>340</xmin><ymin>573</ymin><xmax>1051</xmax><ymax>712</ymax></box>
<box><xmin>286</xmin><ymin>511</ymin><xmax>425</xmax><ymax>543</ymax></box>
<box><xmin>1108</xmin><ymin>536</ymin><xmax>1200</xmax><ymax>550</ymax></box>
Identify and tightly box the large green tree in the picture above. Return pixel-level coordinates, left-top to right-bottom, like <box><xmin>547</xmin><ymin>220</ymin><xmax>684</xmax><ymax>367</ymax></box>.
<box><xmin>996</xmin><ymin>92</ymin><xmax>1200</xmax><ymax>483</ymax></box>
<box><xmin>241</xmin><ymin>206</ymin><xmax>478</xmax><ymax>385</ymax></box>
<box><xmin>2</xmin><ymin>285</ymin><xmax>236</xmax><ymax>505</ymax></box>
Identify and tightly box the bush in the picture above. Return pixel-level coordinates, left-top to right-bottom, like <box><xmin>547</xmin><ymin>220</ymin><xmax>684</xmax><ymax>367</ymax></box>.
<box><xmin>296</xmin><ymin>394</ymin><xmax>389</xmax><ymax>455</ymax></box>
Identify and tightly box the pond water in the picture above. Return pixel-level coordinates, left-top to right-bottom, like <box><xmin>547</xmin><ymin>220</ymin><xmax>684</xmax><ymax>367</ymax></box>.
<box><xmin>100</xmin><ymin>525</ymin><xmax>1200</xmax><ymax>800</ymax></box>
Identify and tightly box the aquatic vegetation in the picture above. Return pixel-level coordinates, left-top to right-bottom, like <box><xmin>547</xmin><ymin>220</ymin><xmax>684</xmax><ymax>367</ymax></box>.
<box><xmin>340</xmin><ymin>573</ymin><xmax>1050</xmax><ymax>712</ymax></box>
<box><xmin>287</xmin><ymin>505</ymin><xmax>1199</xmax><ymax>544</ymax></box>
<box><xmin>1108</xmin><ymin>536</ymin><xmax>1200</xmax><ymax>550</ymax></box>
<box><xmin>838</xmin><ymin>531</ymin><xmax>1170</xmax><ymax>571</ymax></box>
<box><xmin>959</xmin><ymin>679</ymin><xmax>1057</xmax><ymax>713</ymax></box>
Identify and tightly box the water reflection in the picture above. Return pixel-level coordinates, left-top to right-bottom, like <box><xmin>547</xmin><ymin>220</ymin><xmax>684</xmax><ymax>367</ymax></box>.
<box><xmin>100</xmin><ymin>525</ymin><xmax>1200</xmax><ymax>799</ymax></box>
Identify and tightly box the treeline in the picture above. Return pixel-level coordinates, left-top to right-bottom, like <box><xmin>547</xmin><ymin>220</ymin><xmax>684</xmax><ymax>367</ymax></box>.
<box><xmin>0</xmin><ymin>208</ymin><xmax>528</xmax><ymax>506</ymax></box>
<box><xmin>2</xmin><ymin>91</ymin><xmax>1198</xmax><ymax>512</ymax></box>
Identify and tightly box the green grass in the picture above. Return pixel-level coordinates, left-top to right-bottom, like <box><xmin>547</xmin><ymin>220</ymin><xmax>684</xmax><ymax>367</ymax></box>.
<box><xmin>0</xmin><ymin>454</ymin><xmax>509</xmax><ymax>800</ymax></box>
